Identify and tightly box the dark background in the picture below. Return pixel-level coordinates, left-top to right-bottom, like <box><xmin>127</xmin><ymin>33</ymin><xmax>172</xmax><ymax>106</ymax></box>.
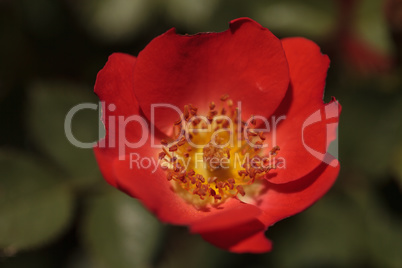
<box><xmin>0</xmin><ymin>0</ymin><xmax>401</xmax><ymax>267</ymax></box>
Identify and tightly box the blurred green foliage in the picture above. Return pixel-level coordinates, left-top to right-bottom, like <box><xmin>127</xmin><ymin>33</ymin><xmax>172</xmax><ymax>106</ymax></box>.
<box><xmin>0</xmin><ymin>0</ymin><xmax>401</xmax><ymax>267</ymax></box>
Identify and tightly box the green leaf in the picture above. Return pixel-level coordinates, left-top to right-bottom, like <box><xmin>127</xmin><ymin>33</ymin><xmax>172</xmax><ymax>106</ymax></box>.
<box><xmin>355</xmin><ymin>0</ymin><xmax>393</xmax><ymax>55</ymax></box>
<box><xmin>28</xmin><ymin>80</ymin><xmax>102</xmax><ymax>188</ymax></box>
<box><xmin>70</xmin><ymin>0</ymin><xmax>154</xmax><ymax>43</ymax></box>
<box><xmin>267</xmin><ymin>192</ymin><xmax>367</xmax><ymax>267</ymax></box>
<box><xmin>156</xmin><ymin>226</ymin><xmax>223</xmax><ymax>268</ymax></box>
<box><xmin>344</xmin><ymin>182</ymin><xmax>402</xmax><ymax>268</ymax></box>
<box><xmin>164</xmin><ymin>0</ymin><xmax>220</xmax><ymax>30</ymax></box>
<box><xmin>253</xmin><ymin>1</ymin><xmax>336</xmax><ymax>39</ymax></box>
<box><xmin>340</xmin><ymin>89</ymin><xmax>402</xmax><ymax>178</ymax></box>
<box><xmin>0</xmin><ymin>151</ymin><xmax>74</xmax><ymax>251</ymax></box>
<box><xmin>391</xmin><ymin>141</ymin><xmax>402</xmax><ymax>188</ymax></box>
<box><xmin>81</xmin><ymin>190</ymin><xmax>164</xmax><ymax>268</ymax></box>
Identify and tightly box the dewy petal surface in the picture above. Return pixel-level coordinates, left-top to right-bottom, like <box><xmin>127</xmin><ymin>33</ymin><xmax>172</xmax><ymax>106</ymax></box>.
<box><xmin>132</xmin><ymin>17</ymin><xmax>289</xmax><ymax>135</ymax></box>
<box><xmin>266</xmin><ymin>37</ymin><xmax>341</xmax><ymax>184</ymax></box>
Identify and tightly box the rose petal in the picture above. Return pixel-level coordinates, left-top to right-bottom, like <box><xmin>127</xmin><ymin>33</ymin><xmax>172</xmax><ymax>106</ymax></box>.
<box><xmin>190</xmin><ymin>203</ymin><xmax>261</xmax><ymax>233</ymax></box>
<box><xmin>94</xmin><ymin>53</ymin><xmax>142</xmax><ymax>187</ymax></box>
<box><xmin>132</xmin><ymin>17</ymin><xmax>289</xmax><ymax>135</ymax></box>
<box><xmin>259</xmin><ymin>158</ymin><xmax>340</xmax><ymax>228</ymax></box>
<box><xmin>94</xmin><ymin>53</ymin><xmax>139</xmax><ymax>134</ymax></box>
<box><xmin>228</xmin><ymin>231</ymin><xmax>272</xmax><ymax>253</ymax></box>
<box><xmin>200</xmin><ymin>218</ymin><xmax>268</xmax><ymax>252</ymax></box>
<box><xmin>266</xmin><ymin>37</ymin><xmax>341</xmax><ymax>184</ymax></box>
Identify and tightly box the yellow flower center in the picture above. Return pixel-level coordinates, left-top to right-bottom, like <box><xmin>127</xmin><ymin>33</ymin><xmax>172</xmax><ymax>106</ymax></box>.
<box><xmin>159</xmin><ymin>94</ymin><xmax>279</xmax><ymax>208</ymax></box>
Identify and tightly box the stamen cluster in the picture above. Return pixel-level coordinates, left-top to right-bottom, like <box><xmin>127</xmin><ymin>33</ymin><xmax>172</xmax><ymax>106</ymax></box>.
<box><xmin>159</xmin><ymin>94</ymin><xmax>280</xmax><ymax>207</ymax></box>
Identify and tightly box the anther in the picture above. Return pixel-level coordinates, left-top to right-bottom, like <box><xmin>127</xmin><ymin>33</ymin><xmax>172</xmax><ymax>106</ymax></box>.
<box><xmin>189</xmin><ymin>104</ymin><xmax>198</xmax><ymax>115</ymax></box>
<box><xmin>247</xmin><ymin>130</ymin><xmax>258</xmax><ymax>137</ymax></box>
<box><xmin>197</xmin><ymin>174</ymin><xmax>205</xmax><ymax>183</ymax></box>
<box><xmin>258</xmin><ymin>132</ymin><xmax>266</xmax><ymax>140</ymax></box>
<box><xmin>250</xmin><ymin>116</ymin><xmax>256</xmax><ymax>125</ymax></box>
<box><xmin>177</xmin><ymin>137</ymin><xmax>186</xmax><ymax>146</ymax></box>
<box><xmin>158</xmin><ymin>152</ymin><xmax>166</xmax><ymax>159</ymax></box>
<box><xmin>161</xmin><ymin>139</ymin><xmax>168</xmax><ymax>146</ymax></box>
<box><xmin>236</xmin><ymin>185</ymin><xmax>245</xmax><ymax>196</ymax></box>
<box><xmin>254</xmin><ymin>141</ymin><xmax>263</xmax><ymax>151</ymax></box>
<box><xmin>270</xmin><ymin>146</ymin><xmax>280</xmax><ymax>155</ymax></box>
<box><xmin>169</xmin><ymin>145</ymin><xmax>178</xmax><ymax>152</ymax></box>
<box><xmin>184</xmin><ymin>105</ymin><xmax>190</xmax><ymax>120</ymax></box>
<box><xmin>238</xmin><ymin>170</ymin><xmax>248</xmax><ymax>176</ymax></box>
<box><xmin>220</xmin><ymin>94</ymin><xmax>229</xmax><ymax>101</ymax></box>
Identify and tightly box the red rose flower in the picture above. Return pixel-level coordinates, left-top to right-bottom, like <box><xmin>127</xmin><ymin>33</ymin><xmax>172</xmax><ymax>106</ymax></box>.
<box><xmin>94</xmin><ymin>18</ymin><xmax>341</xmax><ymax>253</ymax></box>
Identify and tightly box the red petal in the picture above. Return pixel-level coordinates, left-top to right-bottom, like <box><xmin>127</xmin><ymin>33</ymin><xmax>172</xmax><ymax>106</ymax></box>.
<box><xmin>190</xmin><ymin>203</ymin><xmax>260</xmax><ymax>233</ymax></box>
<box><xmin>94</xmin><ymin>53</ymin><xmax>139</xmax><ymax>134</ymax></box>
<box><xmin>132</xmin><ymin>17</ymin><xmax>289</xmax><ymax>135</ymax></box>
<box><xmin>228</xmin><ymin>231</ymin><xmax>272</xmax><ymax>253</ymax></box>
<box><xmin>94</xmin><ymin>53</ymin><xmax>151</xmax><ymax>148</ymax></box>
<box><xmin>199</xmin><ymin>218</ymin><xmax>268</xmax><ymax>252</ymax></box>
<box><xmin>94</xmin><ymin>53</ymin><xmax>142</xmax><ymax>187</ymax></box>
<box><xmin>266</xmin><ymin>37</ymin><xmax>341</xmax><ymax>184</ymax></box>
<box><xmin>258</xmin><ymin>160</ymin><xmax>340</xmax><ymax>228</ymax></box>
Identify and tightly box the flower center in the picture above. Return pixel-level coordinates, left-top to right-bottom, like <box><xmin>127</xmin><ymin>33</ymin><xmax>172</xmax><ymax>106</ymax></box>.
<box><xmin>159</xmin><ymin>94</ymin><xmax>280</xmax><ymax>208</ymax></box>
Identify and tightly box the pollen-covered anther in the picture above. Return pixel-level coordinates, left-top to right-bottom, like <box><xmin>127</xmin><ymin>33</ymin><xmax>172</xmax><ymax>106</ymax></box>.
<box><xmin>191</xmin><ymin>117</ymin><xmax>202</xmax><ymax>126</ymax></box>
<box><xmin>177</xmin><ymin>137</ymin><xmax>186</xmax><ymax>146</ymax></box>
<box><xmin>183</xmin><ymin>105</ymin><xmax>190</xmax><ymax>120</ymax></box>
<box><xmin>254</xmin><ymin>141</ymin><xmax>263</xmax><ymax>151</ymax></box>
<box><xmin>238</xmin><ymin>170</ymin><xmax>248</xmax><ymax>177</ymax></box>
<box><xmin>236</xmin><ymin>185</ymin><xmax>246</xmax><ymax>196</ymax></box>
<box><xmin>169</xmin><ymin>145</ymin><xmax>178</xmax><ymax>152</ymax></box>
<box><xmin>247</xmin><ymin>130</ymin><xmax>258</xmax><ymax>137</ymax></box>
<box><xmin>220</xmin><ymin>94</ymin><xmax>229</xmax><ymax>101</ymax></box>
<box><xmin>158</xmin><ymin>152</ymin><xmax>166</xmax><ymax>159</ymax></box>
<box><xmin>270</xmin><ymin>145</ymin><xmax>280</xmax><ymax>156</ymax></box>
<box><xmin>203</xmin><ymin>141</ymin><xmax>230</xmax><ymax>171</ymax></box>
<box><xmin>258</xmin><ymin>131</ymin><xmax>266</xmax><ymax>141</ymax></box>
<box><xmin>209</xmin><ymin>110</ymin><xmax>218</xmax><ymax>117</ymax></box>
<box><xmin>161</xmin><ymin>139</ymin><xmax>168</xmax><ymax>146</ymax></box>
<box><xmin>250</xmin><ymin>116</ymin><xmax>256</xmax><ymax>125</ymax></box>
<box><xmin>189</xmin><ymin>104</ymin><xmax>198</xmax><ymax>115</ymax></box>
<box><xmin>225</xmin><ymin>178</ymin><xmax>235</xmax><ymax>190</ymax></box>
